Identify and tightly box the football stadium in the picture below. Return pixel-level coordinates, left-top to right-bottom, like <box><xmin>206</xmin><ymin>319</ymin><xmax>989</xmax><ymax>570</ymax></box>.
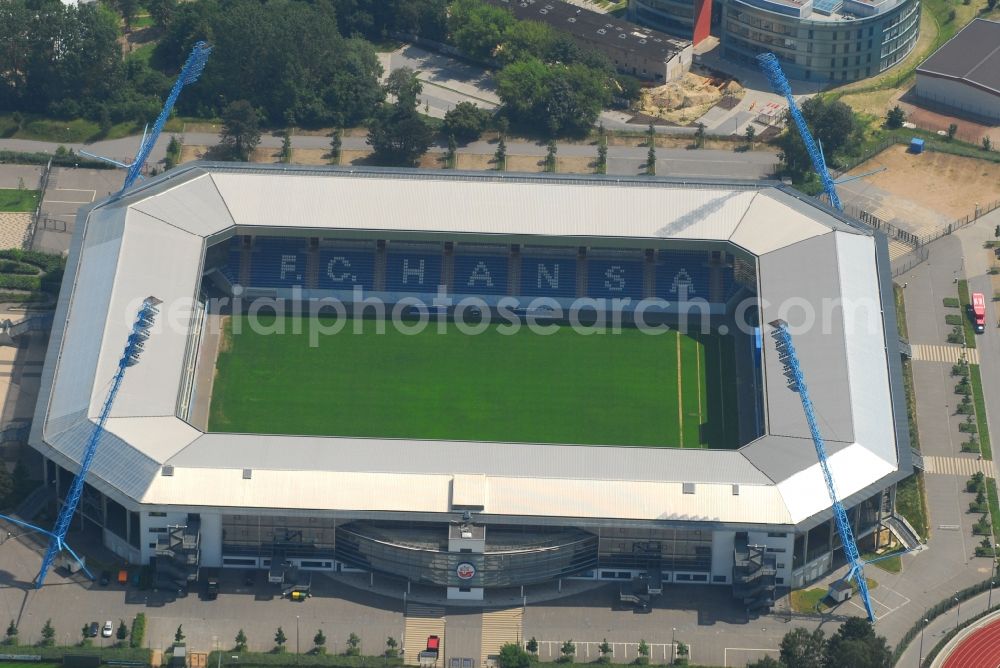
<box><xmin>30</xmin><ymin>164</ymin><xmax>911</xmax><ymax>609</ymax></box>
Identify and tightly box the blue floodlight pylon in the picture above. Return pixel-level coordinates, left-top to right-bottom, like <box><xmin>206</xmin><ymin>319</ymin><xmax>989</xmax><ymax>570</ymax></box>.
<box><xmin>28</xmin><ymin>297</ymin><xmax>162</xmax><ymax>589</ymax></box>
<box><xmin>81</xmin><ymin>42</ymin><xmax>211</xmax><ymax>194</ymax></box>
<box><xmin>769</xmin><ymin>320</ymin><xmax>875</xmax><ymax>621</ymax></box>
<box><xmin>756</xmin><ymin>53</ymin><xmax>843</xmax><ymax>212</ymax></box>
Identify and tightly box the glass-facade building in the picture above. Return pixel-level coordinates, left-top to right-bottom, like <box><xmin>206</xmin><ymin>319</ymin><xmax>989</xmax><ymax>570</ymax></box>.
<box><xmin>631</xmin><ymin>0</ymin><xmax>920</xmax><ymax>83</ymax></box>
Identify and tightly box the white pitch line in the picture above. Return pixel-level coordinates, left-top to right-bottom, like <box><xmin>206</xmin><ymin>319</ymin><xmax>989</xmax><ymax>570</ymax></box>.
<box><xmin>44</xmin><ymin>200</ymin><xmax>93</xmax><ymax>205</ymax></box>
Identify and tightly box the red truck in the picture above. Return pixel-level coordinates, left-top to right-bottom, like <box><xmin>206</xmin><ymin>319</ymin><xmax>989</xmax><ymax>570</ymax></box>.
<box><xmin>972</xmin><ymin>292</ymin><xmax>986</xmax><ymax>334</ymax></box>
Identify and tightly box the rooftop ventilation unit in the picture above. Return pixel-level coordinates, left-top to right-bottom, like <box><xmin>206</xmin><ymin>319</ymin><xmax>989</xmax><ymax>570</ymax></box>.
<box><xmin>161</xmin><ymin>465</ymin><xmax>174</xmax><ymax>477</ymax></box>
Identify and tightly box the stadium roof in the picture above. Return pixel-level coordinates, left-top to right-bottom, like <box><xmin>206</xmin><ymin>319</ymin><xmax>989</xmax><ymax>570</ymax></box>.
<box><xmin>917</xmin><ymin>19</ymin><xmax>1000</xmax><ymax>96</ymax></box>
<box><xmin>32</xmin><ymin>165</ymin><xmax>909</xmax><ymax>530</ymax></box>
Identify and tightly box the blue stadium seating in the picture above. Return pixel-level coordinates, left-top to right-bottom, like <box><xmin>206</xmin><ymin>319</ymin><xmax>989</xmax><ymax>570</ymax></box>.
<box><xmin>453</xmin><ymin>253</ymin><xmax>508</xmax><ymax>296</ymax></box>
<box><xmin>250</xmin><ymin>237</ymin><xmax>309</xmax><ymax>288</ymax></box>
<box><xmin>587</xmin><ymin>258</ymin><xmax>643</xmax><ymax>301</ymax></box>
<box><xmin>520</xmin><ymin>256</ymin><xmax>577</xmax><ymax>298</ymax></box>
<box><xmin>385</xmin><ymin>252</ymin><xmax>443</xmax><ymax>292</ymax></box>
<box><xmin>317</xmin><ymin>247</ymin><xmax>375</xmax><ymax>290</ymax></box>
<box><xmin>655</xmin><ymin>251</ymin><xmax>709</xmax><ymax>301</ymax></box>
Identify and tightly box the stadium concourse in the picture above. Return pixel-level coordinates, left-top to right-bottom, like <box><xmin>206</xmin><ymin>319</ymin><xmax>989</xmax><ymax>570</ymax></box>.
<box><xmin>30</xmin><ymin>165</ymin><xmax>910</xmax><ymax>612</ymax></box>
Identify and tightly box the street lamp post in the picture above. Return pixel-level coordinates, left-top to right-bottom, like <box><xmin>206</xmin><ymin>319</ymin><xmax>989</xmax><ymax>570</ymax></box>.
<box><xmin>296</xmin><ymin>615</ymin><xmax>300</xmax><ymax>662</ymax></box>
<box><xmin>955</xmin><ymin>596</ymin><xmax>962</xmax><ymax>629</ymax></box>
<box><xmin>918</xmin><ymin>618</ymin><xmax>928</xmax><ymax>666</ymax></box>
<box><xmin>671</xmin><ymin>628</ymin><xmax>676</xmax><ymax>664</ymax></box>
<box><xmin>990</xmin><ymin>581</ymin><xmax>996</xmax><ymax>610</ymax></box>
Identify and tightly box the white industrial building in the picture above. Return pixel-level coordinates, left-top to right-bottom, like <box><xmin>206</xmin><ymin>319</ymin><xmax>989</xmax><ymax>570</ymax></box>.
<box><xmin>915</xmin><ymin>18</ymin><xmax>1000</xmax><ymax>122</ymax></box>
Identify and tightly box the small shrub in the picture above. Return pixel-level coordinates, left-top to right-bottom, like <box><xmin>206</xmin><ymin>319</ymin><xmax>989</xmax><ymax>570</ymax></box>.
<box><xmin>946</xmin><ymin>314</ymin><xmax>963</xmax><ymax>326</ymax></box>
<box><xmin>961</xmin><ymin>422</ymin><xmax>979</xmax><ymax>433</ymax></box>
<box><xmin>129</xmin><ymin>613</ymin><xmax>146</xmax><ymax>649</ymax></box>
<box><xmin>957</xmin><ymin>404</ymin><xmax>975</xmax><ymax>415</ymax></box>
<box><xmin>962</xmin><ymin>441</ymin><xmax>981</xmax><ymax>453</ymax></box>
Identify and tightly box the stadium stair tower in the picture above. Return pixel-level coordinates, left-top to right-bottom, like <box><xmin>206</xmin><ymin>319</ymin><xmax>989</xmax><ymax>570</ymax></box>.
<box><xmin>155</xmin><ymin>513</ymin><xmax>201</xmax><ymax>591</ymax></box>
<box><xmin>508</xmin><ymin>244</ymin><xmax>521</xmax><ymax>296</ymax></box>
<box><xmin>732</xmin><ymin>532</ymin><xmax>777</xmax><ymax>615</ymax></box>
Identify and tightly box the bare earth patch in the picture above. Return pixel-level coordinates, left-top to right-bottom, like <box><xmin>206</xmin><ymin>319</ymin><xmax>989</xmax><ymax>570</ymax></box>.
<box><xmin>455</xmin><ymin>153</ymin><xmax>496</xmax><ymax>171</ymax></box>
<box><xmin>844</xmin><ymin>144</ymin><xmax>1000</xmax><ymax>221</ymax></box>
<box><xmin>291</xmin><ymin>148</ymin><xmax>333</xmax><ymax>166</ymax></box>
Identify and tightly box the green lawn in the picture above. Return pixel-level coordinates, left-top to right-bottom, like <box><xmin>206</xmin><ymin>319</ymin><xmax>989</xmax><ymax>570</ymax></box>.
<box><xmin>958</xmin><ymin>280</ymin><xmax>977</xmax><ymax>349</ymax></box>
<box><xmin>971</xmin><ymin>364</ymin><xmax>992</xmax><ymax>460</ymax></box>
<box><xmin>0</xmin><ymin>189</ymin><xmax>39</xmax><ymax>212</ymax></box>
<box><xmin>209</xmin><ymin>315</ymin><xmax>739</xmax><ymax>448</ymax></box>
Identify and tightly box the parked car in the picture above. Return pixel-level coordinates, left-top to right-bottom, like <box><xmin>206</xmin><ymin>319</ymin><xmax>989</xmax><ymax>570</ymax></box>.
<box><xmin>101</xmin><ymin>621</ymin><xmax>113</xmax><ymax>638</ymax></box>
<box><xmin>99</xmin><ymin>571</ymin><xmax>110</xmax><ymax>586</ymax></box>
<box><xmin>87</xmin><ymin>622</ymin><xmax>99</xmax><ymax>638</ymax></box>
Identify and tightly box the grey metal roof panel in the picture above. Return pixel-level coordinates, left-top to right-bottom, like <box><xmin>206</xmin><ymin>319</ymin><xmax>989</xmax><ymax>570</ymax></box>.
<box><xmin>168</xmin><ymin>433</ymin><xmax>773</xmax><ymax>485</ymax></box>
<box><xmin>917</xmin><ymin>19</ymin><xmax>1000</xmax><ymax>94</ymax></box>
<box><xmin>757</xmin><ymin>232</ymin><xmax>855</xmax><ymax>444</ymax></box>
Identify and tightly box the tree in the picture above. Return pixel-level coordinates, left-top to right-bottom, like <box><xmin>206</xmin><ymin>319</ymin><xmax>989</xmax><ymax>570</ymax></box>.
<box><xmin>40</xmin><ymin>619</ymin><xmax>55</xmax><ymax>647</ymax></box>
<box><xmin>330</xmin><ymin>128</ymin><xmax>343</xmax><ymax>165</ymax></box>
<box><xmin>274</xmin><ymin>626</ymin><xmax>287</xmax><ymax>651</ymax></box>
<box><xmin>385</xmin><ymin>636</ymin><xmax>398</xmax><ymax>658</ymax></box>
<box><xmin>235</xmin><ymin>629</ymin><xmax>247</xmax><ymax>652</ymax></box>
<box><xmin>544</xmin><ymin>140</ymin><xmax>557</xmax><ymax>172</ymax></box>
<box><xmin>779</xmin><ymin>627</ymin><xmax>825</xmax><ymax>668</ymax></box>
<box><xmin>367</xmin><ymin>106</ymin><xmax>433</xmax><ymax>167</ymax></box>
<box><xmin>984</xmin><ymin>136</ymin><xmax>993</xmax><ymax>152</ymax></box>
<box><xmin>82</xmin><ymin>624</ymin><xmax>91</xmax><ymax>642</ymax></box>
<box><xmin>116</xmin><ymin>619</ymin><xmax>128</xmax><ymax>643</ymax></box>
<box><xmin>448</xmin><ymin>0</ymin><xmax>515</xmax><ymax>60</ymax></box>
<box><xmin>346</xmin><ymin>632</ymin><xmax>361</xmax><ymax>656</ymax></box>
<box><xmin>526</xmin><ymin>637</ymin><xmax>538</xmax><ymax>654</ymax></box>
<box><xmin>495</xmin><ymin>136</ymin><xmax>507</xmax><ymax>171</ymax></box>
<box><xmin>499</xmin><ymin>19</ymin><xmax>554</xmax><ymax>65</ymax></box>
<box><xmin>443</xmin><ymin>102</ymin><xmax>490</xmax><ymax>143</ymax></box>
<box><xmin>446</xmin><ymin>134</ymin><xmax>457</xmax><ymax>169</ymax></box>
<box><xmin>747</xmin><ymin>658</ymin><xmax>783</xmax><ymax>668</ymax></box>
<box><xmin>776</xmin><ymin>97</ymin><xmax>860</xmax><ymax>177</ymax></box>
<box><xmin>496</xmin><ymin>58</ymin><xmax>610</xmax><ymax>136</ymax></box>
<box><xmin>280</xmin><ymin>133</ymin><xmax>292</xmax><ymax>164</ymax></box>
<box><xmin>164</xmin><ymin>135</ymin><xmax>182</xmax><ymax>171</ymax></box>
<box><xmin>385</xmin><ymin>68</ymin><xmax>422</xmax><ymax>110</ymax></box>
<box><xmin>498</xmin><ymin>642</ymin><xmax>532</xmax><ymax>668</ymax></box>
<box><xmin>175</xmin><ymin>625</ymin><xmax>185</xmax><ymax>643</ymax></box>
<box><xmin>115</xmin><ymin>0</ymin><xmax>140</xmax><ymax>30</ymax></box>
<box><xmin>5</xmin><ymin>620</ymin><xmax>17</xmax><ymax>645</ymax></box>
<box><xmin>559</xmin><ymin>639</ymin><xmax>575</xmax><ymax>663</ymax></box>
<box><xmin>646</xmin><ymin>143</ymin><xmax>656</xmax><ymax>176</ymax></box>
<box><xmin>823</xmin><ymin>618</ymin><xmax>890</xmax><ymax>668</ymax></box>
<box><xmin>636</xmin><ymin>639</ymin><xmax>650</xmax><ymax>665</ymax></box>
<box><xmin>694</xmin><ymin>123</ymin><xmax>706</xmax><ymax>149</ymax></box>
<box><xmin>220</xmin><ymin>100</ymin><xmax>262</xmax><ymax>162</ymax></box>
<box><xmin>886</xmin><ymin>105</ymin><xmax>905</xmax><ymax>129</ymax></box>
<box><xmin>674</xmin><ymin>641</ymin><xmax>688</xmax><ymax>665</ymax></box>
<box><xmin>948</xmin><ymin>123</ymin><xmax>958</xmax><ymax>140</ymax></box>
<box><xmin>314</xmin><ymin>629</ymin><xmax>327</xmax><ymax>655</ymax></box>
<box><xmin>745</xmin><ymin>124</ymin><xmax>757</xmax><ymax>147</ymax></box>
<box><xmin>146</xmin><ymin>0</ymin><xmax>177</xmax><ymax>30</ymax></box>
<box><xmin>596</xmin><ymin>134</ymin><xmax>608</xmax><ymax>174</ymax></box>
<box><xmin>598</xmin><ymin>639</ymin><xmax>612</xmax><ymax>664</ymax></box>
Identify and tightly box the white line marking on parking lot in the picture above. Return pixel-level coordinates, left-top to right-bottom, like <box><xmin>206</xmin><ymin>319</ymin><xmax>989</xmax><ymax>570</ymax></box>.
<box><xmin>724</xmin><ymin>648</ymin><xmax>779</xmax><ymax>666</ymax></box>
<box><xmin>44</xmin><ymin>200</ymin><xmax>92</xmax><ymax>204</ymax></box>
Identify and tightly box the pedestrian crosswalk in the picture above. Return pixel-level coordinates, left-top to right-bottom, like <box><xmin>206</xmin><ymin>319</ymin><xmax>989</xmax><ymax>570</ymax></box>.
<box><xmin>909</xmin><ymin>344</ymin><xmax>979</xmax><ymax>365</ymax></box>
<box><xmin>481</xmin><ymin>608</ymin><xmax>523</xmax><ymax>668</ymax></box>
<box><xmin>923</xmin><ymin>455</ymin><xmax>994</xmax><ymax>477</ymax></box>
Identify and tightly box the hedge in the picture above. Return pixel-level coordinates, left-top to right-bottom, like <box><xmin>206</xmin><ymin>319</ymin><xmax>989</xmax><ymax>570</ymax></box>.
<box><xmin>892</xmin><ymin>577</ymin><xmax>999</xmax><ymax>664</ymax></box>
<box><xmin>0</xmin><ymin>643</ymin><xmax>152</xmax><ymax>663</ymax></box>
<box><xmin>0</xmin><ymin>274</ymin><xmax>41</xmax><ymax>291</ymax></box>
<box><xmin>0</xmin><ymin>249</ymin><xmax>64</xmax><ymax>273</ymax></box>
<box><xmin>207</xmin><ymin>652</ymin><xmax>405</xmax><ymax>667</ymax></box>
<box><xmin>0</xmin><ymin>291</ymin><xmax>49</xmax><ymax>303</ymax></box>
<box><xmin>0</xmin><ymin>149</ymin><xmax>117</xmax><ymax>169</ymax></box>
<box><xmin>129</xmin><ymin>613</ymin><xmax>145</xmax><ymax>649</ymax></box>
<box><xmin>0</xmin><ymin>260</ymin><xmax>39</xmax><ymax>275</ymax></box>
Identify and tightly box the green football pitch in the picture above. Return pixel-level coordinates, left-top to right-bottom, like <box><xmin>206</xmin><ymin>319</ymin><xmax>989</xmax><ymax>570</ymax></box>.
<box><xmin>208</xmin><ymin>315</ymin><xmax>740</xmax><ymax>448</ymax></box>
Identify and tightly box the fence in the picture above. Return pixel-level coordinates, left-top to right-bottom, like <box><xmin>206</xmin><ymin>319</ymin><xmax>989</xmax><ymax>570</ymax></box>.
<box><xmin>915</xmin><ymin>198</ymin><xmax>1000</xmax><ymax>247</ymax></box>
<box><xmin>891</xmin><ymin>245</ymin><xmax>930</xmax><ymax>278</ymax></box>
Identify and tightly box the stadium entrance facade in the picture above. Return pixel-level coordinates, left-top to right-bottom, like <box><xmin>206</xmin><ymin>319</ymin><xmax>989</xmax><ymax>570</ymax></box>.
<box><xmin>32</xmin><ymin>166</ymin><xmax>913</xmax><ymax>612</ymax></box>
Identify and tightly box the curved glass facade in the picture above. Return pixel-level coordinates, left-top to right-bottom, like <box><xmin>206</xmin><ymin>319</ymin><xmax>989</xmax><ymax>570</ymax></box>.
<box><xmin>631</xmin><ymin>0</ymin><xmax>920</xmax><ymax>83</ymax></box>
<box><xmin>335</xmin><ymin>523</ymin><xmax>598</xmax><ymax>588</ymax></box>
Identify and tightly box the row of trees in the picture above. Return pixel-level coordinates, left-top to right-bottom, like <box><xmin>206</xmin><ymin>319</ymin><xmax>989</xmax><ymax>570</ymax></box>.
<box><xmin>227</xmin><ymin>626</ymin><xmax>395</xmax><ymax>656</ymax></box>
<box><xmin>748</xmin><ymin>618</ymin><xmax>891</xmax><ymax>668</ymax></box>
